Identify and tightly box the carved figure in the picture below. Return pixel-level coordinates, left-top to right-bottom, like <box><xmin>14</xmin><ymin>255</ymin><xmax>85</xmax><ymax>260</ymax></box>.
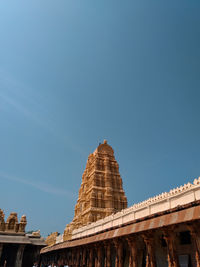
<box><xmin>19</xmin><ymin>215</ymin><xmax>27</xmax><ymax>232</ymax></box>
<box><xmin>45</xmin><ymin>232</ymin><xmax>58</xmax><ymax>246</ymax></box>
<box><xmin>0</xmin><ymin>209</ymin><xmax>5</xmax><ymax>231</ymax></box>
<box><xmin>6</xmin><ymin>212</ymin><xmax>18</xmax><ymax>232</ymax></box>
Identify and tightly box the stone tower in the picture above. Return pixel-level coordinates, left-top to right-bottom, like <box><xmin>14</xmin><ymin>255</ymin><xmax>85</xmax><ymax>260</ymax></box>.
<box><xmin>64</xmin><ymin>140</ymin><xmax>127</xmax><ymax>240</ymax></box>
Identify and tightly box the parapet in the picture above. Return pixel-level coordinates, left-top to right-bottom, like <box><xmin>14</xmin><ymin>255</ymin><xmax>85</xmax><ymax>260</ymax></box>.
<box><xmin>72</xmin><ymin>177</ymin><xmax>200</xmax><ymax>239</ymax></box>
<box><xmin>45</xmin><ymin>232</ymin><xmax>59</xmax><ymax>246</ymax></box>
<box><xmin>0</xmin><ymin>210</ymin><xmax>27</xmax><ymax>233</ymax></box>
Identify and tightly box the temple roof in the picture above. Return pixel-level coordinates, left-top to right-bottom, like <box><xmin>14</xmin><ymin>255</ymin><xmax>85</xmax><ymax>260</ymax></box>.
<box><xmin>94</xmin><ymin>140</ymin><xmax>114</xmax><ymax>156</ymax></box>
<box><xmin>0</xmin><ymin>233</ymin><xmax>46</xmax><ymax>246</ymax></box>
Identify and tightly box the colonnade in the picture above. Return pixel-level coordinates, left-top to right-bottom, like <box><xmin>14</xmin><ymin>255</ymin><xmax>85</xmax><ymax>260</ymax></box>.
<box><xmin>0</xmin><ymin>243</ymin><xmax>42</xmax><ymax>267</ymax></box>
<box><xmin>41</xmin><ymin>221</ymin><xmax>200</xmax><ymax>267</ymax></box>
<box><xmin>0</xmin><ymin>244</ymin><xmax>25</xmax><ymax>267</ymax></box>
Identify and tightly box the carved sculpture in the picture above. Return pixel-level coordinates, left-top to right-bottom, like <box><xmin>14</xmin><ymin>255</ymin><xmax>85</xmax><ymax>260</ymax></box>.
<box><xmin>0</xmin><ymin>209</ymin><xmax>5</xmax><ymax>231</ymax></box>
<box><xmin>32</xmin><ymin>230</ymin><xmax>41</xmax><ymax>237</ymax></box>
<box><xmin>6</xmin><ymin>212</ymin><xmax>19</xmax><ymax>232</ymax></box>
<box><xmin>64</xmin><ymin>140</ymin><xmax>127</xmax><ymax>241</ymax></box>
<box><xmin>19</xmin><ymin>215</ymin><xmax>27</xmax><ymax>232</ymax></box>
<box><xmin>45</xmin><ymin>232</ymin><xmax>58</xmax><ymax>246</ymax></box>
<box><xmin>0</xmin><ymin>211</ymin><xmax>27</xmax><ymax>233</ymax></box>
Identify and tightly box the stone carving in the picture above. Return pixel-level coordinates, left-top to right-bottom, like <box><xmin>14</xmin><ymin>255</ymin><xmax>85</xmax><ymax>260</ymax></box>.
<box><xmin>45</xmin><ymin>232</ymin><xmax>58</xmax><ymax>246</ymax></box>
<box><xmin>19</xmin><ymin>215</ymin><xmax>27</xmax><ymax>232</ymax></box>
<box><xmin>32</xmin><ymin>230</ymin><xmax>41</xmax><ymax>237</ymax></box>
<box><xmin>6</xmin><ymin>212</ymin><xmax>19</xmax><ymax>232</ymax></box>
<box><xmin>0</xmin><ymin>211</ymin><xmax>27</xmax><ymax>233</ymax></box>
<box><xmin>0</xmin><ymin>209</ymin><xmax>5</xmax><ymax>231</ymax></box>
<box><xmin>64</xmin><ymin>140</ymin><xmax>127</xmax><ymax>241</ymax></box>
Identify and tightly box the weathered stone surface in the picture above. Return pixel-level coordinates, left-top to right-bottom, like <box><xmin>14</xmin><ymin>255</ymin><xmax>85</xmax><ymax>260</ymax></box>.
<box><xmin>46</xmin><ymin>232</ymin><xmax>59</xmax><ymax>246</ymax></box>
<box><xmin>0</xmin><ymin>209</ymin><xmax>5</xmax><ymax>231</ymax></box>
<box><xmin>0</xmin><ymin>210</ymin><xmax>45</xmax><ymax>267</ymax></box>
<box><xmin>64</xmin><ymin>140</ymin><xmax>127</xmax><ymax>241</ymax></box>
<box><xmin>0</xmin><ymin>211</ymin><xmax>27</xmax><ymax>234</ymax></box>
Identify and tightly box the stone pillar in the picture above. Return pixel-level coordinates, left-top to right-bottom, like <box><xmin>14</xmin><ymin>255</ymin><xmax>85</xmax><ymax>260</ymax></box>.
<box><xmin>82</xmin><ymin>247</ymin><xmax>86</xmax><ymax>266</ymax></box>
<box><xmin>127</xmin><ymin>236</ymin><xmax>138</xmax><ymax>267</ymax></box>
<box><xmin>15</xmin><ymin>245</ymin><xmax>25</xmax><ymax>267</ymax></box>
<box><xmin>187</xmin><ymin>222</ymin><xmax>200</xmax><ymax>267</ymax></box>
<box><xmin>66</xmin><ymin>250</ymin><xmax>70</xmax><ymax>266</ymax></box>
<box><xmin>69</xmin><ymin>250</ymin><xmax>73</xmax><ymax>266</ymax></box>
<box><xmin>162</xmin><ymin>227</ymin><xmax>179</xmax><ymax>267</ymax></box>
<box><xmin>0</xmin><ymin>244</ymin><xmax>3</xmax><ymax>260</ymax></box>
<box><xmin>104</xmin><ymin>242</ymin><xmax>111</xmax><ymax>267</ymax></box>
<box><xmin>114</xmin><ymin>238</ymin><xmax>123</xmax><ymax>267</ymax></box>
<box><xmin>89</xmin><ymin>247</ymin><xmax>94</xmax><ymax>267</ymax></box>
<box><xmin>94</xmin><ymin>245</ymin><xmax>102</xmax><ymax>267</ymax></box>
<box><xmin>142</xmin><ymin>232</ymin><xmax>156</xmax><ymax>267</ymax></box>
<box><xmin>94</xmin><ymin>246</ymin><xmax>98</xmax><ymax>267</ymax></box>
<box><xmin>75</xmin><ymin>248</ymin><xmax>80</xmax><ymax>267</ymax></box>
<box><xmin>73</xmin><ymin>248</ymin><xmax>79</xmax><ymax>267</ymax></box>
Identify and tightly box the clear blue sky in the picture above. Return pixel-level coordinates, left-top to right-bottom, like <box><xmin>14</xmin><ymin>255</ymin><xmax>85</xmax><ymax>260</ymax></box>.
<box><xmin>0</xmin><ymin>1</ymin><xmax>200</xmax><ymax>236</ymax></box>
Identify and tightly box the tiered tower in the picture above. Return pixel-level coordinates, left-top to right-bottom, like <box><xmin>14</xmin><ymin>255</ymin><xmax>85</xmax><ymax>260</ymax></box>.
<box><xmin>64</xmin><ymin>140</ymin><xmax>127</xmax><ymax>240</ymax></box>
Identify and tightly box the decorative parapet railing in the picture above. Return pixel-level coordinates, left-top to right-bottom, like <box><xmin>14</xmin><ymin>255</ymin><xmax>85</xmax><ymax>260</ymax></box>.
<box><xmin>0</xmin><ymin>210</ymin><xmax>27</xmax><ymax>234</ymax></box>
<box><xmin>71</xmin><ymin>177</ymin><xmax>200</xmax><ymax>239</ymax></box>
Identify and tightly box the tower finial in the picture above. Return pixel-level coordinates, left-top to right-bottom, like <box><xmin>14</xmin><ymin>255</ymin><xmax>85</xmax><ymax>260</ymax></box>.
<box><xmin>103</xmin><ymin>139</ymin><xmax>107</xmax><ymax>144</ymax></box>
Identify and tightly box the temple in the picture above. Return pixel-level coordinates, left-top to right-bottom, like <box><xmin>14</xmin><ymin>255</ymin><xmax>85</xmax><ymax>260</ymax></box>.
<box><xmin>40</xmin><ymin>141</ymin><xmax>200</xmax><ymax>266</ymax></box>
<box><xmin>63</xmin><ymin>140</ymin><xmax>127</xmax><ymax>241</ymax></box>
<box><xmin>0</xmin><ymin>210</ymin><xmax>45</xmax><ymax>267</ymax></box>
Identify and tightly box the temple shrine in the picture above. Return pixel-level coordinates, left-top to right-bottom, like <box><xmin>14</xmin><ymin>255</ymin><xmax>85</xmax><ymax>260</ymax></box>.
<box><xmin>41</xmin><ymin>141</ymin><xmax>200</xmax><ymax>267</ymax></box>
<box><xmin>0</xmin><ymin>210</ymin><xmax>45</xmax><ymax>267</ymax></box>
<box><xmin>63</xmin><ymin>140</ymin><xmax>127</xmax><ymax>241</ymax></box>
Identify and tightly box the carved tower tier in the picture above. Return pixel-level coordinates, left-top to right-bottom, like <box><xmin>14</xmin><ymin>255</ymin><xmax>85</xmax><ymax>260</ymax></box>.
<box><xmin>64</xmin><ymin>140</ymin><xmax>127</xmax><ymax>240</ymax></box>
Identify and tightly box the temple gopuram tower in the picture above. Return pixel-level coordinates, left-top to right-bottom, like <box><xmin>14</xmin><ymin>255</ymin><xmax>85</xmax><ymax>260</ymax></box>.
<box><xmin>64</xmin><ymin>140</ymin><xmax>127</xmax><ymax>240</ymax></box>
